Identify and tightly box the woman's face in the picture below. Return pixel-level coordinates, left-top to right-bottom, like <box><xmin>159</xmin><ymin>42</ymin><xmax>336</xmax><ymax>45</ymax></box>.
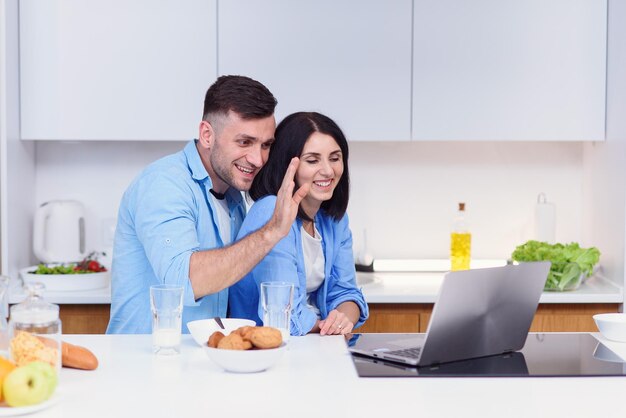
<box><xmin>296</xmin><ymin>132</ymin><xmax>344</xmax><ymax>215</ymax></box>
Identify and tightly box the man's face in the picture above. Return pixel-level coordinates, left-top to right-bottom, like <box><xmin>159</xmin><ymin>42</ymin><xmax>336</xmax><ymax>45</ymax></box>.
<box><xmin>203</xmin><ymin>111</ymin><xmax>276</xmax><ymax>193</ymax></box>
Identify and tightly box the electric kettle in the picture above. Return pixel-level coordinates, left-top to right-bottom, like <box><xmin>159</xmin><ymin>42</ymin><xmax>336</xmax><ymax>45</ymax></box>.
<box><xmin>33</xmin><ymin>200</ymin><xmax>87</xmax><ymax>263</ymax></box>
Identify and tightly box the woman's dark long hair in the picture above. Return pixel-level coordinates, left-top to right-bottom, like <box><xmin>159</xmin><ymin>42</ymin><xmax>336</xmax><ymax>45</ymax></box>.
<box><xmin>250</xmin><ymin>112</ymin><xmax>350</xmax><ymax>221</ymax></box>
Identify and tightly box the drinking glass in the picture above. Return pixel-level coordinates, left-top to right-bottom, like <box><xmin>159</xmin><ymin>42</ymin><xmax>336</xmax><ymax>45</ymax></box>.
<box><xmin>260</xmin><ymin>281</ymin><xmax>294</xmax><ymax>342</ymax></box>
<box><xmin>150</xmin><ymin>284</ymin><xmax>184</xmax><ymax>355</ymax></box>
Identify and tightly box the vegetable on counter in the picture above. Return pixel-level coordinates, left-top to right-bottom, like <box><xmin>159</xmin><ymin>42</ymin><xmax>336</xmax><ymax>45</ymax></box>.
<box><xmin>30</xmin><ymin>251</ymin><xmax>107</xmax><ymax>275</ymax></box>
<box><xmin>511</xmin><ymin>240</ymin><xmax>601</xmax><ymax>291</ymax></box>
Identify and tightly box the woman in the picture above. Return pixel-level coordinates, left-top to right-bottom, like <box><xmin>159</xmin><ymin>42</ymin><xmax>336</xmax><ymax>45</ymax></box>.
<box><xmin>229</xmin><ymin>112</ymin><xmax>368</xmax><ymax>336</ymax></box>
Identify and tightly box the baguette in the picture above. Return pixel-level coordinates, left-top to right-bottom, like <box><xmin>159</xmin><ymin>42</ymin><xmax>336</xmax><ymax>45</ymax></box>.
<box><xmin>36</xmin><ymin>336</ymin><xmax>99</xmax><ymax>370</ymax></box>
<box><xmin>60</xmin><ymin>341</ymin><xmax>99</xmax><ymax>370</ymax></box>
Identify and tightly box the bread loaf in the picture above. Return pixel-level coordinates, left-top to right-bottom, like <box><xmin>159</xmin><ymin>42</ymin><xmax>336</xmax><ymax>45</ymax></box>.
<box><xmin>36</xmin><ymin>336</ymin><xmax>99</xmax><ymax>370</ymax></box>
<box><xmin>61</xmin><ymin>341</ymin><xmax>99</xmax><ymax>370</ymax></box>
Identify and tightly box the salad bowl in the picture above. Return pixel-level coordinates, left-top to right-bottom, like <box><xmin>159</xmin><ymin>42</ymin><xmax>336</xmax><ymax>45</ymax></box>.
<box><xmin>511</xmin><ymin>241</ymin><xmax>600</xmax><ymax>292</ymax></box>
<box><xmin>20</xmin><ymin>266</ymin><xmax>110</xmax><ymax>292</ymax></box>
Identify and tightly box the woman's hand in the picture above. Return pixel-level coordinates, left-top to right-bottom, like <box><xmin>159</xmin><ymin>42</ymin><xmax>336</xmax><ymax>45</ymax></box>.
<box><xmin>319</xmin><ymin>309</ymin><xmax>354</xmax><ymax>335</ymax></box>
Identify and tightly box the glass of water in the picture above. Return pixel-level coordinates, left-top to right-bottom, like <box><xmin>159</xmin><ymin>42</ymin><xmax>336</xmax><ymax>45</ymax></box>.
<box><xmin>260</xmin><ymin>281</ymin><xmax>294</xmax><ymax>341</ymax></box>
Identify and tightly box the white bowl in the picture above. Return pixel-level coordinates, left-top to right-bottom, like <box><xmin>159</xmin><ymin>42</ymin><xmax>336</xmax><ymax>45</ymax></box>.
<box><xmin>593</xmin><ymin>313</ymin><xmax>626</xmax><ymax>342</ymax></box>
<box><xmin>20</xmin><ymin>266</ymin><xmax>110</xmax><ymax>291</ymax></box>
<box><xmin>186</xmin><ymin>318</ymin><xmax>256</xmax><ymax>347</ymax></box>
<box><xmin>203</xmin><ymin>343</ymin><xmax>287</xmax><ymax>373</ymax></box>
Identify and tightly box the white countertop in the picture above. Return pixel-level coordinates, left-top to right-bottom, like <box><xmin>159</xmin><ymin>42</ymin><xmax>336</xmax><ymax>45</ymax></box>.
<box><xmin>8</xmin><ymin>272</ymin><xmax>623</xmax><ymax>305</ymax></box>
<box><xmin>357</xmin><ymin>272</ymin><xmax>623</xmax><ymax>304</ymax></box>
<box><xmin>8</xmin><ymin>284</ymin><xmax>111</xmax><ymax>305</ymax></box>
<box><xmin>26</xmin><ymin>333</ymin><xmax>626</xmax><ymax>418</ymax></box>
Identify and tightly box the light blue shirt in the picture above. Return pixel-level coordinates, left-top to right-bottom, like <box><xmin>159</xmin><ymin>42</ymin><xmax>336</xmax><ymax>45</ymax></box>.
<box><xmin>107</xmin><ymin>140</ymin><xmax>246</xmax><ymax>334</ymax></box>
<box><xmin>229</xmin><ymin>196</ymin><xmax>369</xmax><ymax>336</ymax></box>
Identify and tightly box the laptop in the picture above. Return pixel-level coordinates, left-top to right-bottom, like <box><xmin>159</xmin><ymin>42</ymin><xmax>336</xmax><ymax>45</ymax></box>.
<box><xmin>349</xmin><ymin>261</ymin><xmax>551</xmax><ymax>367</ymax></box>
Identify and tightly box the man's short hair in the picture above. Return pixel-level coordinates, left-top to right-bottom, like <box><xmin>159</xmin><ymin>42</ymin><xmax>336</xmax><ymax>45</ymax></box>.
<box><xmin>202</xmin><ymin>75</ymin><xmax>277</xmax><ymax>121</ymax></box>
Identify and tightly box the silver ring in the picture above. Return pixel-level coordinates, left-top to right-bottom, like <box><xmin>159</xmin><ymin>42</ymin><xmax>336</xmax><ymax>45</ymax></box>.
<box><xmin>337</xmin><ymin>324</ymin><xmax>343</xmax><ymax>330</ymax></box>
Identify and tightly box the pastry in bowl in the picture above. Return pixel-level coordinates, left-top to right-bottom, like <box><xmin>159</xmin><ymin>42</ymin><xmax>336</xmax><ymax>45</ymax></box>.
<box><xmin>204</xmin><ymin>343</ymin><xmax>286</xmax><ymax>373</ymax></box>
<box><xmin>186</xmin><ymin>318</ymin><xmax>255</xmax><ymax>347</ymax></box>
<box><xmin>210</xmin><ymin>326</ymin><xmax>282</xmax><ymax>350</ymax></box>
<box><xmin>203</xmin><ymin>325</ymin><xmax>287</xmax><ymax>373</ymax></box>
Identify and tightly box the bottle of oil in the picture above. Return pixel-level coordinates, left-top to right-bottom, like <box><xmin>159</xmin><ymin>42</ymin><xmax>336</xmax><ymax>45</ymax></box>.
<box><xmin>450</xmin><ymin>202</ymin><xmax>471</xmax><ymax>271</ymax></box>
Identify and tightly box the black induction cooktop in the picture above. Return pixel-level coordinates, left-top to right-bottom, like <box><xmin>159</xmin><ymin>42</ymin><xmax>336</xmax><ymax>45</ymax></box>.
<box><xmin>350</xmin><ymin>333</ymin><xmax>626</xmax><ymax>378</ymax></box>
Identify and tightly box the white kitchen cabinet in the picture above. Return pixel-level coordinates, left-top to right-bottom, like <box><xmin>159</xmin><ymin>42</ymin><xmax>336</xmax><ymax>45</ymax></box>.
<box><xmin>412</xmin><ymin>0</ymin><xmax>607</xmax><ymax>141</ymax></box>
<box><xmin>218</xmin><ymin>0</ymin><xmax>413</xmax><ymax>142</ymax></box>
<box><xmin>19</xmin><ymin>0</ymin><xmax>217</xmax><ymax>141</ymax></box>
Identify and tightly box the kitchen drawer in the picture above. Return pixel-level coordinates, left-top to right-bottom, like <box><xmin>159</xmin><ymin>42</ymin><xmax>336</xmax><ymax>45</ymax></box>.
<box><xmin>360</xmin><ymin>303</ymin><xmax>619</xmax><ymax>333</ymax></box>
<box><xmin>59</xmin><ymin>304</ymin><xmax>110</xmax><ymax>334</ymax></box>
<box><xmin>357</xmin><ymin>304</ymin><xmax>431</xmax><ymax>333</ymax></box>
<box><xmin>529</xmin><ymin>303</ymin><xmax>618</xmax><ymax>332</ymax></box>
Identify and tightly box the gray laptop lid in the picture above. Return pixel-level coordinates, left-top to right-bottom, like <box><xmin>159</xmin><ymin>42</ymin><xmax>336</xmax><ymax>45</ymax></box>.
<box><xmin>350</xmin><ymin>261</ymin><xmax>551</xmax><ymax>366</ymax></box>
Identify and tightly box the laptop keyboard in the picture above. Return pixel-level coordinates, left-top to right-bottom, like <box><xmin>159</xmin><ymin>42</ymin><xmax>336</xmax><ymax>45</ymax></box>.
<box><xmin>387</xmin><ymin>347</ymin><xmax>422</xmax><ymax>359</ymax></box>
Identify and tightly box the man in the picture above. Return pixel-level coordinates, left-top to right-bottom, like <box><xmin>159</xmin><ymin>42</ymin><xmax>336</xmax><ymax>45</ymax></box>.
<box><xmin>107</xmin><ymin>75</ymin><xmax>309</xmax><ymax>333</ymax></box>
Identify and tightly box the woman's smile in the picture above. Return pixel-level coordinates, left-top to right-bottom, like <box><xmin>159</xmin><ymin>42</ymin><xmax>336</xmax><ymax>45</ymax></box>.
<box><xmin>313</xmin><ymin>179</ymin><xmax>333</xmax><ymax>188</ymax></box>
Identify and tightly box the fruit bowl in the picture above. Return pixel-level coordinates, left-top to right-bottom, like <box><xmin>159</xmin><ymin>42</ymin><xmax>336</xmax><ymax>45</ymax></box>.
<box><xmin>0</xmin><ymin>394</ymin><xmax>60</xmax><ymax>416</ymax></box>
<box><xmin>203</xmin><ymin>343</ymin><xmax>287</xmax><ymax>373</ymax></box>
<box><xmin>0</xmin><ymin>360</ymin><xmax>59</xmax><ymax>414</ymax></box>
<box><xmin>186</xmin><ymin>318</ymin><xmax>256</xmax><ymax>347</ymax></box>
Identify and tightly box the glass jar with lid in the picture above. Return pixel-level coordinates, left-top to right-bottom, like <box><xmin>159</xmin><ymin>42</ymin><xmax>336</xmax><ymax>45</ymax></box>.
<box><xmin>8</xmin><ymin>282</ymin><xmax>62</xmax><ymax>370</ymax></box>
<box><xmin>0</xmin><ymin>275</ymin><xmax>10</xmax><ymax>358</ymax></box>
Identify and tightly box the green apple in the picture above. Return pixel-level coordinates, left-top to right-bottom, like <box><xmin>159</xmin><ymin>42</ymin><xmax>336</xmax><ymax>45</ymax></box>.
<box><xmin>2</xmin><ymin>362</ymin><xmax>56</xmax><ymax>407</ymax></box>
<box><xmin>23</xmin><ymin>362</ymin><xmax>57</xmax><ymax>399</ymax></box>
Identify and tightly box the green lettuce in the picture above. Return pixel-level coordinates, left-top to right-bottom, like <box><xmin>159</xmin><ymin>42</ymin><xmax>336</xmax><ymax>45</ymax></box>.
<box><xmin>511</xmin><ymin>241</ymin><xmax>601</xmax><ymax>291</ymax></box>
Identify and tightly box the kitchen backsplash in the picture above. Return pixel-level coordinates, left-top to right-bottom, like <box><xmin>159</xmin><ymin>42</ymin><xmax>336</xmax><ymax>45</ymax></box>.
<box><xmin>33</xmin><ymin>140</ymin><xmax>584</xmax><ymax>264</ymax></box>
<box><xmin>348</xmin><ymin>141</ymin><xmax>583</xmax><ymax>260</ymax></box>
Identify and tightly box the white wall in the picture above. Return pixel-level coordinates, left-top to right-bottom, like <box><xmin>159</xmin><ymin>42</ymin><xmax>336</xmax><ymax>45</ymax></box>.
<box><xmin>34</xmin><ymin>141</ymin><xmax>182</xmax><ymax>267</ymax></box>
<box><xmin>581</xmin><ymin>0</ymin><xmax>626</xmax><ymax>288</ymax></box>
<box><xmin>348</xmin><ymin>141</ymin><xmax>584</xmax><ymax>260</ymax></box>
<box><xmin>33</xmin><ymin>140</ymin><xmax>585</xmax><ymax>267</ymax></box>
<box><xmin>0</xmin><ymin>0</ymin><xmax>36</xmax><ymax>279</ymax></box>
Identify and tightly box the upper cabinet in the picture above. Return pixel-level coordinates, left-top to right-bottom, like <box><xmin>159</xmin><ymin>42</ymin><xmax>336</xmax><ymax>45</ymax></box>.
<box><xmin>19</xmin><ymin>0</ymin><xmax>217</xmax><ymax>141</ymax></box>
<box><xmin>412</xmin><ymin>0</ymin><xmax>607</xmax><ymax>141</ymax></box>
<box><xmin>217</xmin><ymin>0</ymin><xmax>413</xmax><ymax>142</ymax></box>
<box><xmin>18</xmin><ymin>0</ymin><xmax>607</xmax><ymax>142</ymax></box>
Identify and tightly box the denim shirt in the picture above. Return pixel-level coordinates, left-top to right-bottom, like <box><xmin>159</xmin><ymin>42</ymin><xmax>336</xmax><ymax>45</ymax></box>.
<box><xmin>107</xmin><ymin>140</ymin><xmax>245</xmax><ymax>334</ymax></box>
<box><xmin>228</xmin><ymin>196</ymin><xmax>369</xmax><ymax>336</ymax></box>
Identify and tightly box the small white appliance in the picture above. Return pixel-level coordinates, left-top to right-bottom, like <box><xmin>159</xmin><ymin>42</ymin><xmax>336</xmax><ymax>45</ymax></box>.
<box><xmin>33</xmin><ymin>200</ymin><xmax>87</xmax><ymax>263</ymax></box>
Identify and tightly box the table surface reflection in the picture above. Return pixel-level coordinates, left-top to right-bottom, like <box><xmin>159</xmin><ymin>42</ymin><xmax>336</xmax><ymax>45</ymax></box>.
<box><xmin>350</xmin><ymin>333</ymin><xmax>626</xmax><ymax>377</ymax></box>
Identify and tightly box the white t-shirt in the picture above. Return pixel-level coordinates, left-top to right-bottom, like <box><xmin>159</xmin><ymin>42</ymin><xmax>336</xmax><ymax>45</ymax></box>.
<box><xmin>210</xmin><ymin>193</ymin><xmax>232</xmax><ymax>245</ymax></box>
<box><xmin>301</xmin><ymin>225</ymin><xmax>325</xmax><ymax>317</ymax></box>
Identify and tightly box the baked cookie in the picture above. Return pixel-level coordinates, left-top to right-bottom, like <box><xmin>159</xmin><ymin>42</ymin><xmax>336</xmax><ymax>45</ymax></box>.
<box><xmin>207</xmin><ymin>331</ymin><xmax>225</xmax><ymax>348</ymax></box>
<box><xmin>231</xmin><ymin>326</ymin><xmax>256</xmax><ymax>349</ymax></box>
<box><xmin>250</xmin><ymin>327</ymin><xmax>282</xmax><ymax>349</ymax></box>
<box><xmin>217</xmin><ymin>333</ymin><xmax>247</xmax><ymax>350</ymax></box>
<box><xmin>234</xmin><ymin>326</ymin><xmax>256</xmax><ymax>341</ymax></box>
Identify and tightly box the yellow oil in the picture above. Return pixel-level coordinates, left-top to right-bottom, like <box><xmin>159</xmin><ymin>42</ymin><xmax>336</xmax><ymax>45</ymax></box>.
<box><xmin>450</xmin><ymin>232</ymin><xmax>471</xmax><ymax>271</ymax></box>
